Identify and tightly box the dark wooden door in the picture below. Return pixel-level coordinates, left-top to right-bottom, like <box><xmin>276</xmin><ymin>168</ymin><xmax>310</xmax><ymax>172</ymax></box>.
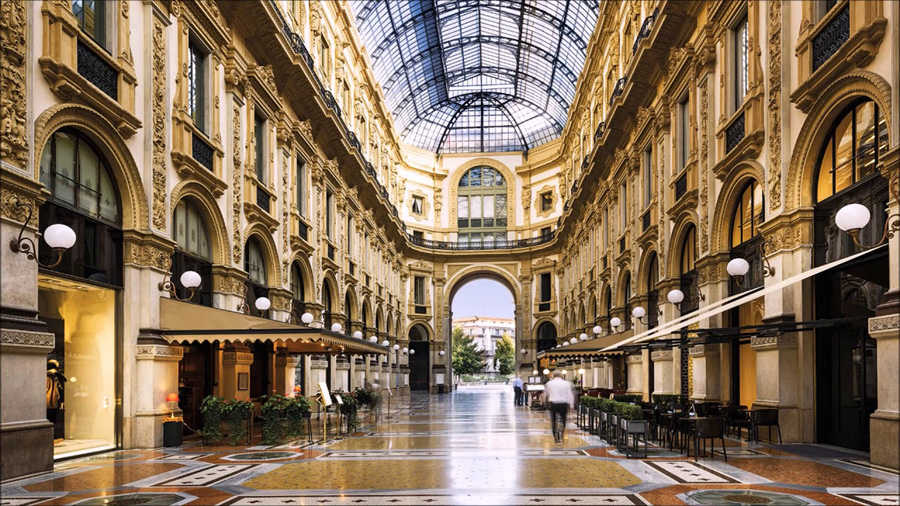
<box><xmin>409</xmin><ymin>341</ymin><xmax>430</xmax><ymax>391</ymax></box>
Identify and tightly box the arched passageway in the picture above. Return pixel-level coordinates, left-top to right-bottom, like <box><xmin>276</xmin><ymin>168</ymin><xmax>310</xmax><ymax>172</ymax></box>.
<box><xmin>408</xmin><ymin>324</ymin><xmax>431</xmax><ymax>391</ymax></box>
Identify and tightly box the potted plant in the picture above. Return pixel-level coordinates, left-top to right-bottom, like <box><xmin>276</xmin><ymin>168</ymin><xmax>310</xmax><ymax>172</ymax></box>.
<box><xmin>260</xmin><ymin>393</ymin><xmax>311</xmax><ymax>444</ymax></box>
<box><xmin>200</xmin><ymin>396</ymin><xmax>253</xmax><ymax>445</ymax></box>
<box><xmin>619</xmin><ymin>403</ymin><xmax>649</xmax><ymax>458</ymax></box>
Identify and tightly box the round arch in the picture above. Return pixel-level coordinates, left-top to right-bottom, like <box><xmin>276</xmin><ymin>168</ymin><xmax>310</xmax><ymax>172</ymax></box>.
<box><xmin>321</xmin><ymin>270</ymin><xmax>340</xmax><ymax>314</ymax></box>
<box><xmin>344</xmin><ymin>285</ymin><xmax>359</xmax><ymax>321</ymax></box>
<box><xmin>710</xmin><ymin>162</ymin><xmax>765</xmax><ymax>254</ymax></box>
<box><xmin>616</xmin><ymin>268</ymin><xmax>633</xmax><ymax>308</ymax></box>
<box><xmin>361</xmin><ymin>298</ymin><xmax>373</xmax><ymax>330</ymax></box>
<box><xmin>587</xmin><ymin>291</ymin><xmax>598</xmax><ymax>323</ymax></box>
<box><xmin>289</xmin><ymin>253</ymin><xmax>315</xmax><ymax>302</ymax></box>
<box><xmin>786</xmin><ymin>71</ymin><xmax>893</xmax><ymax>211</ymax></box>
<box><xmin>447</xmin><ymin>158</ymin><xmax>517</xmax><ymax>229</ymax></box>
<box><xmin>534</xmin><ymin>318</ymin><xmax>558</xmax><ymax>352</ymax></box>
<box><xmin>34</xmin><ymin>104</ymin><xmax>149</xmax><ymax>231</ymax></box>
<box><xmin>385</xmin><ymin>313</ymin><xmax>394</xmax><ymax>337</ymax></box>
<box><xmin>170</xmin><ymin>181</ymin><xmax>229</xmax><ymax>265</ymax></box>
<box><xmin>446</xmin><ymin>264</ymin><xmax>522</xmax><ymax>305</ymax></box>
<box><xmin>243</xmin><ymin>227</ymin><xmax>280</xmax><ymax>287</ymax></box>
<box><xmin>577</xmin><ymin>300</ymin><xmax>586</xmax><ymax>330</ymax></box>
<box><xmin>375</xmin><ymin>305</ymin><xmax>384</xmax><ymax>332</ymax></box>
<box><xmin>667</xmin><ymin>213</ymin><xmax>699</xmax><ymax>278</ymax></box>
<box><xmin>637</xmin><ymin>246</ymin><xmax>660</xmax><ymax>293</ymax></box>
<box><xmin>407</xmin><ymin>322</ymin><xmax>432</xmax><ymax>341</ymax></box>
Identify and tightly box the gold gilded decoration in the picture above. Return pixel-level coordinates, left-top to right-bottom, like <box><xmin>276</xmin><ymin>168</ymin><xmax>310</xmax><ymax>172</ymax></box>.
<box><xmin>152</xmin><ymin>18</ymin><xmax>167</xmax><ymax>230</ymax></box>
<box><xmin>1</xmin><ymin>188</ymin><xmax>37</xmax><ymax>227</ymax></box>
<box><xmin>767</xmin><ymin>0</ymin><xmax>782</xmax><ymax>213</ymax></box>
<box><xmin>232</xmin><ymin>101</ymin><xmax>243</xmax><ymax>264</ymax></box>
<box><xmin>0</xmin><ymin>0</ymin><xmax>28</xmax><ymax>168</ymax></box>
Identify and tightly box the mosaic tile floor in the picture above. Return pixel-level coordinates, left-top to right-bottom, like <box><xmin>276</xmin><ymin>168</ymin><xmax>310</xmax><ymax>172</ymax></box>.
<box><xmin>2</xmin><ymin>385</ymin><xmax>898</xmax><ymax>505</ymax></box>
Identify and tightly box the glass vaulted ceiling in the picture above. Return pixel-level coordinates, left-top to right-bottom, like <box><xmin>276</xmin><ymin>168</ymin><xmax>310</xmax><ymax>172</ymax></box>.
<box><xmin>351</xmin><ymin>0</ymin><xmax>600</xmax><ymax>154</ymax></box>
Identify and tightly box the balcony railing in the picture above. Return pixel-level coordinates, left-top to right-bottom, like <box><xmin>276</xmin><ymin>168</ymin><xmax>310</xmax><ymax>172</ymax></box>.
<box><xmin>192</xmin><ymin>132</ymin><xmax>215</xmax><ymax>171</ymax></box>
<box><xmin>408</xmin><ymin>230</ymin><xmax>555</xmax><ymax>251</ymax></box>
<box><xmin>632</xmin><ymin>8</ymin><xmax>659</xmax><ymax>55</ymax></box>
<box><xmin>609</xmin><ymin>77</ymin><xmax>626</xmax><ymax>107</ymax></box>
<box><xmin>674</xmin><ymin>173</ymin><xmax>688</xmax><ymax>201</ymax></box>
<box><xmin>256</xmin><ymin>186</ymin><xmax>271</xmax><ymax>213</ymax></box>
<box><xmin>77</xmin><ymin>40</ymin><xmax>117</xmax><ymax>99</ymax></box>
<box><xmin>595</xmin><ymin>122</ymin><xmax>606</xmax><ymax>141</ymax></box>
<box><xmin>812</xmin><ymin>4</ymin><xmax>850</xmax><ymax>71</ymax></box>
<box><xmin>725</xmin><ymin>111</ymin><xmax>746</xmax><ymax>153</ymax></box>
<box><xmin>581</xmin><ymin>156</ymin><xmax>589</xmax><ymax>170</ymax></box>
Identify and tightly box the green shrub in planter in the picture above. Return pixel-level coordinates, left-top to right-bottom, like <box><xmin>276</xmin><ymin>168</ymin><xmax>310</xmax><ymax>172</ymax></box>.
<box><xmin>617</xmin><ymin>403</ymin><xmax>643</xmax><ymax>421</ymax></box>
<box><xmin>612</xmin><ymin>394</ymin><xmax>641</xmax><ymax>404</ymax></box>
<box><xmin>260</xmin><ymin>393</ymin><xmax>311</xmax><ymax>444</ymax></box>
<box><xmin>200</xmin><ymin>396</ymin><xmax>253</xmax><ymax>445</ymax></box>
<box><xmin>598</xmin><ymin>398</ymin><xmax>615</xmax><ymax>412</ymax></box>
<box><xmin>651</xmin><ymin>394</ymin><xmax>685</xmax><ymax>408</ymax></box>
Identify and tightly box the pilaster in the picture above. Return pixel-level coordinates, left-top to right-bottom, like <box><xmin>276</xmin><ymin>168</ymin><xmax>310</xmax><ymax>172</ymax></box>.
<box><xmin>689</xmin><ymin>344</ymin><xmax>720</xmax><ymax>402</ymax></box>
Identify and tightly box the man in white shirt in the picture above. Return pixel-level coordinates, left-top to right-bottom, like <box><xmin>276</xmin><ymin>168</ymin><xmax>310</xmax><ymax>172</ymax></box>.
<box><xmin>545</xmin><ymin>371</ymin><xmax>575</xmax><ymax>443</ymax></box>
<box><xmin>512</xmin><ymin>376</ymin><xmax>524</xmax><ymax>406</ymax></box>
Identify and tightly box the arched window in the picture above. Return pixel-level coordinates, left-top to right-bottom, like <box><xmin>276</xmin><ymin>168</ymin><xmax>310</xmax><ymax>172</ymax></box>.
<box><xmin>536</xmin><ymin>321</ymin><xmax>558</xmax><ymax>352</ymax></box>
<box><xmin>730</xmin><ymin>180</ymin><xmax>764</xmax><ymax>248</ymax></box>
<box><xmin>39</xmin><ymin>129</ymin><xmax>123</xmax><ymax>286</ymax></box>
<box><xmin>322</xmin><ymin>281</ymin><xmax>333</xmax><ymax>327</ymax></box>
<box><xmin>345</xmin><ymin>292</ymin><xmax>353</xmax><ymax>331</ymax></box>
<box><xmin>172</xmin><ymin>199</ymin><xmax>212</xmax><ymax>306</ymax></box>
<box><xmin>679</xmin><ymin>225</ymin><xmax>699</xmax><ymax>313</ymax></box>
<box><xmin>457</xmin><ymin>166</ymin><xmax>508</xmax><ymax>246</ymax></box>
<box><xmin>815</xmin><ymin>99</ymin><xmax>889</xmax><ymax>202</ymax></box>
<box><xmin>243</xmin><ymin>237</ymin><xmax>269</xmax><ymax>317</ymax></box>
<box><xmin>290</xmin><ymin>262</ymin><xmax>305</xmax><ymax>317</ymax></box>
<box><xmin>646</xmin><ymin>253</ymin><xmax>659</xmax><ymax>329</ymax></box>
<box><xmin>622</xmin><ymin>272</ymin><xmax>632</xmax><ymax>330</ymax></box>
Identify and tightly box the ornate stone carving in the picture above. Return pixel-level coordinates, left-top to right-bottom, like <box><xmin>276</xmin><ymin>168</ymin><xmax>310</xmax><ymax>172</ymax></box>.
<box><xmin>698</xmin><ymin>78</ymin><xmax>709</xmax><ymax>252</ymax></box>
<box><xmin>0</xmin><ymin>329</ymin><xmax>55</xmax><ymax>348</ymax></box>
<box><xmin>767</xmin><ymin>0</ymin><xmax>783</xmax><ymax>213</ymax></box>
<box><xmin>0</xmin><ymin>0</ymin><xmax>29</xmax><ymax>168</ymax></box>
<box><xmin>869</xmin><ymin>314</ymin><xmax>899</xmax><ymax>334</ymax></box>
<box><xmin>751</xmin><ymin>333</ymin><xmax>797</xmax><ymax>349</ymax></box>
<box><xmin>136</xmin><ymin>344</ymin><xmax>184</xmax><ymax>360</ymax></box>
<box><xmin>256</xmin><ymin>64</ymin><xmax>277</xmax><ymax>96</ymax></box>
<box><xmin>151</xmin><ymin>18</ymin><xmax>167</xmax><ymax>230</ymax></box>
<box><xmin>127</xmin><ymin>240</ymin><xmax>172</xmax><ymax>270</ymax></box>
<box><xmin>232</xmin><ymin>101</ymin><xmax>243</xmax><ymax>264</ymax></box>
<box><xmin>1</xmin><ymin>188</ymin><xmax>37</xmax><ymax>227</ymax></box>
<box><xmin>282</xmin><ymin>149</ymin><xmax>289</xmax><ymax>284</ymax></box>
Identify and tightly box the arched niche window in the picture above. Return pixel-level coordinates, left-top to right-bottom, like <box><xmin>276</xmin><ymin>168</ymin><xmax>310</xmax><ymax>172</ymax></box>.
<box><xmin>39</xmin><ymin>128</ymin><xmax>123</xmax><ymax>286</ymax></box>
<box><xmin>322</xmin><ymin>281</ymin><xmax>333</xmax><ymax>328</ymax></box>
<box><xmin>290</xmin><ymin>261</ymin><xmax>305</xmax><ymax>318</ymax></box>
<box><xmin>622</xmin><ymin>272</ymin><xmax>632</xmax><ymax>330</ymax></box>
<box><xmin>361</xmin><ymin>302</ymin><xmax>370</xmax><ymax>330</ymax></box>
<box><xmin>679</xmin><ymin>225</ymin><xmax>699</xmax><ymax>313</ymax></box>
<box><xmin>815</xmin><ymin>99</ymin><xmax>889</xmax><ymax>203</ymax></box>
<box><xmin>457</xmin><ymin>166</ymin><xmax>508</xmax><ymax>246</ymax></box>
<box><xmin>345</xmin><ymin>292</ymin><xmax>353</xmax><ymax>331</ymax></box>
<box><xmin>604</xmin><ymin>286</ymin><xmax>612</xmax><ymax>326</ymax></box>
<box><xmin>646</xmin><ymin>253</ymin><xmax>659</xmax><ymax>329</ymax></box>
<box><xmin>730</xmin><ymin>180</ymin><xmax>765</xmax><ymax>293</ymax></box>
<box><xmin>172</xmin><ymin>199</ymin><xmax>212</xmax><ymax>306</ymax></box>
<box><xmin>536</xmin><ymin>321</ymin><xmax>558</xmax><ymax>352</ymax></box>
<box><xmin>243</xmin><ymin>237</ymin><xmax>269</xmax><ymax>317</ymax></box>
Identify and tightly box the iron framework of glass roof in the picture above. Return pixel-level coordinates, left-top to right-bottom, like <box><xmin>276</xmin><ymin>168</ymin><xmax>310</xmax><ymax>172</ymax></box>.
<box><xmin>351</xmin><ymin>0</ymin><xmax>600</xmax><ymax>154</ymax></box>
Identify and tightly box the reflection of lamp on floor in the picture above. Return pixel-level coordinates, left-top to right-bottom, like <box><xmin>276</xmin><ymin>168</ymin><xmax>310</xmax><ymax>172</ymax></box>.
<box><xmin>163</xmin><ymin>393</ymin><xmax>183</xmax><ymax>447</ymax></box>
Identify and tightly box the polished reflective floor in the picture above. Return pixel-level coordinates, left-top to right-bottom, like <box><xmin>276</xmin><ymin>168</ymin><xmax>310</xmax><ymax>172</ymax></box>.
<box><xmin>2</xmin><ymin>386</ymin><xmax>897</xmax><ymax>505</ymax></box>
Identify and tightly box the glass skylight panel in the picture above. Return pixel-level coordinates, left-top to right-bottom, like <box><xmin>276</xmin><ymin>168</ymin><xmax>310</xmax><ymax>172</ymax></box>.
<box><xmin>350</xmin><ymin>0</ymin><xmax>598</xmax><ymax>153</ymax></box>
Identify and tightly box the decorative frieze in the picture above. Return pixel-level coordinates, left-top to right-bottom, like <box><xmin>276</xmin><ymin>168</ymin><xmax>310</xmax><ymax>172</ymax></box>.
<box><xmin>136</xmin><ymin>344</ymin><xmax>184</xmax><ymax>361</ymax></box>
<box><xmin>651</xmin><ymin>349</ymin><xmax>673</xmax><ymax>361</ymax></box>
<box><xmin>689</xmin><ymin>344</ymin><xmax>719</xmax><ymax>356</ymax></box>
<box><xmin>869</xmin><ymin>314</ymin><xmax>900</xmax><ymax>335</ymax></box>
<box><xmin>223</xmin><ymin>352</ymin><xmax>254</xmax><ymax>365</ymax></box>
<box><xmin>232</xmin><ymin>100</ymin><xmax>243</xmax><ymax>264</ymax></box>
<box><xmin>0</xmin><ymin>329</ymin><xmax>55</xmax><ymax>350</ymax></box>
<box><xmin>767</xmin><ymin>0</ymin><xmax>783</xmax><ymax>213</ymax></box>
<box><xmin>151</xmin><ymin>17</ymin><xmax>167</xmax><ymax>231</ymax></box>
<box><xmin>0</xmin><ymin>0</ymin><xmax>28</xmax><ymax>168</ymax></box>
<box><xmin>751</xmin><ymin>333</ymin><xmax>797</xmax><ymax>350</ymax></box>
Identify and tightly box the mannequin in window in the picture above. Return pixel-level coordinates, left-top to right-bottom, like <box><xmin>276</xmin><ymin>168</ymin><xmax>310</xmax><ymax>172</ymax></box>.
<box><xmin>46</xmin><ymin>359</ymin><xmax>67</xmax><ymax>442</ymax></box>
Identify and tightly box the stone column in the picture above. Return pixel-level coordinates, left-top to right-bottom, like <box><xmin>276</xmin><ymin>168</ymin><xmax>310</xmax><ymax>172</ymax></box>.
<box><xmin>626</xmin><ymin>354</ymin><xmax>642</xmax><ymax>396</ymax></box>
<box><xmin>221</xmin><ymin>344</ymin><xmax>254</xmax><ymax>401</ymax></box>
<box><xmin>400</xmin><ymin>365</ymin><xmax>410</xmax><ymax>395</ymax></box>
<box><xmin>651</xmin><ymin>348</ymin><xmax>675</xmax><ymax>396</ymax></box>
<box><xmin>369</xmin><ymin>356</ymin><xmax>381</xmax><ymax>383</ymax></box>
<box><xmin>132</xmin><ymin>333</ymin><xmax>183</xmax><ymax>448</ymax></box>
<box><xmin>334</xmin><ymin>355</ymin><xmax>350</xmax><ymax>391</ymax></box>
<box><xmin>309</xmin><ymin>355</ymin><xmax>329</xmax><ymax>393</ymax></box>
<box><xmin>751</xmin><ymin>333</ymin><xmax>799</xmax><ymax>442</ymax></box>
<box><xmin>870</xmin><ymin>314</ymin><xmax>900</xmax><ymax>469</ymax></box>
<box><xmin>354</xmin><ymin>356</ymin><xmax>366</xmax><ymax>388</ymax></box>
<box><xmin>273</xmin><ymin>354</ymin><xmax>301</xmax><ymax>396</ymax></box>
<box><xmin>689</xmin><ymin>344</ymin><xmax>721</xmax><ymax>402</ymax></box>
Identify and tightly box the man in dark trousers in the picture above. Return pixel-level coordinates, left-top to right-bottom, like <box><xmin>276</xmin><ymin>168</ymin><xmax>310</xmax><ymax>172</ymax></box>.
<box><xmin>545</xmin><ymin>371</ymin><xmax>575</xmax><ymax>443</ymax></box>
<box><xmin>512</xmin><ymin>375</ymin><xmax>524</xmax><ymax>406</ymax></box>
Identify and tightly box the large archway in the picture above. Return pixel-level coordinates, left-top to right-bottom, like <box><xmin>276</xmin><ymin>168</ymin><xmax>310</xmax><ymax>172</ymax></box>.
<box><xmin>446</xmin><ymin>268</ymin><xmax>520</xmax><ymax>384</ymax></box>
<box><xmin>408</xmin><ymin>324</ymin><xmax>431</xmax><ymax>391</ymax></box>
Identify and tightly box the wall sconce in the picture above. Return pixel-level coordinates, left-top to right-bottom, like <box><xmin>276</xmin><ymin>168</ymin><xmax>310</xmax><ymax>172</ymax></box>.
<box><xmin>562</xmin><ymin>341</ymin><xmax>570</xmax><ymax>347</ymax></box>
<box><xmin>8</xmin><ymin>198</ymin><xmax>76</xmax><ymax>268</ymax></box>
<box><xmin>727</xmin><ymin>241</ymin><xmax>775</xmax><ymax>288</ymax></box>
<box><xmin>331</xmin><ymin>323</ymin><xmax>343</xmax><ymax>333</ymax></box>
<box><xmin>237</xmin><ymin>285</ymin><xmax>271</xmax><ymax>316</ymax></box>
<box><xmin>542</xmin><ymin>368</ymin><xmax>550</xmax><ymax>375</ymax></box>
<box><xmin>520</xmin><ymin>348</ymin><xmax>528</xmax><ymax>356</ymax></box>
<box><xmin>352</xmin><ymin>331</ymin><xmax>363</xmax><ymax>339</ymax></box>
<box><xmin>569</xmin><ymin>337</ymin><xmax>578</xmax><ymax>344</ymax></box>
<box><xmin>393</xmin><ymin>344</ymin><xmax>400</xmax><ymax>351</ymax></box>
<box><xmin>409</xmin><ymin>349</ymin><xmax>415</xmax><ymax>355</ymax></box>
<box><xmin>836</xmin><ymin>203</ymin><xmax>899</xmax><ymax>249</ymax></box>
<box><xmin>369</xmin><ymin>336</ymin><xmax>378</xmax><ymax>343</ymax></box>
<box><xmin>532</xmin><ymin>369</ymin><xmax>539</xmax><ymax>376</ymax></box>
<box><xmin>382</xmin><ymin>339</ymin><xmax>390</xmax><ymax>347</ymax></box>
<box><xmin>667</xmin><ymin>287</ymin><xmax>705</xmax><ymax>312</ymax></box>
<box><xmin>631</xmin><ymin>305</ymin><xmax>661</xmax><ymax>325</ymax></box>
<box><xmin>579</xmin><ymin>332</ymin><xmax>588</xmax><ymax>341</ymax></box>
<box><xmin>439</xmin><ymin>350</ymin><xmax>445</xmax><ymax>356</ymax></box>
<box><xmin>592</xmin><ymin>325</ymin><xmax>602</xmax><ymax>337</ymax></box>
<box><xmin>402</xmin><ymin>347</ymin><xmax>409</xmax><ymax>354</ymax></box>
<box><xmin>158</xmin><ymin>258</ymin><xmax>201</xmax><ymax>301</ymax></box>
<box><xmin>609</xmin><ymin>317</ymin><xmax>622</xmax><ymax>333</ymax></box>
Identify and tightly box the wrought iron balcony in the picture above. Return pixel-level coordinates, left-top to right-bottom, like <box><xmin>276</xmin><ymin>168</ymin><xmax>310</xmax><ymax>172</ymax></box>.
<box><xmin>725</xmin><ymin>111</ymin><xmax>746</xmax><ymax>153</ymax></box>
<box><xmin>674</xmin><ymin>173</ymin><xmax>688</xmax><ymax>201</ymax></box>
<box><xmin>595</xmin><ymin>122</ymin><xmax>606</xmax><ymax>141</ymax></box>
<box><xmin>609</xmin><ymin>77</ymin><xmax>627</xmax><ymax>107</ymax></box>
<box><xmin>347</xmin><ymin>131</ymin><xmax>361</xmax><ymax>150</ymax></box>
<box><xmin>192</xmin><ymin>133</ymin><xmax>215</xmax><ymax>172</ymax></box>
<box><xmin>407</xmin><ymin>230</ymin><xmax>555</xmax><ymax>251</ymax></box>
<box><xmin>812</xmin><ymin>4</ymin><xmax>850</xmax><ymax>72</ymax></box>
<box><xmin>77</xmin><ymin>40</ymin><xmax>117</xmax><ymax>100</ymax></box>
<box><xmin>256</xmin><ymin>186</ymin><xmax>271</xmax><ymax>213</ymax></box>
<box><xmin>632</xmin><ymin>8</ymin><xmax>659</xmax><ymax>55</ymax></box>
<box><xmin>582</xmin><ymin>156</ymin><xmax>590</xmax><ymax>170</ymax></box>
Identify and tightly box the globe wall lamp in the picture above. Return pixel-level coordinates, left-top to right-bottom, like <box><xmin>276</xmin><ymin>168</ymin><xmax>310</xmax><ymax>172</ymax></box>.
<box><xmin>352</xmin><ymin>331</ymin><xmax>363</xmax><ymax>339</ymax></box>
<box><xmin>836</xmin><ymin>203</ymin><xmax>899</xmax><ymax>249</ymax></box>
<box><xmin>158</xmin><ymin>258</ymin><xmax>201</xmax><ymax>301</ymax></box>
<box><xmin>520</xmin><ymin>348</ymin><xmax>528</xmax><ymax>356</ymax></box>
<box><xmin>331</xmin><ymin>323</ymin><xmax>343</xmax><ymax>334</ymax></box>
<box><xmin>563</xmin><ymin>341</ymin><xmax>570</xmax><ymax>346</ymax></box>
<box><xmin>569</xmin><ymin>337</ymin><xmax>578</xmax><ymax>344</ymax></box>
<box><xmin>542</xmin><ymin>368</ymin><xmax>550</xmax><ymax>375</ymax></box>
<box><xmin>666</xmin><ymin>287</ymin><xmax>705</xmax><ymax>313</ymax></box>
<box><xmin>439</xmin><ymin>350</ymin><xmax>445</xmax><ymax>356</ymax></box>
<box><xmin>631</xmin><ymin>305</ymin><xmax>661</xmax><ymax>325</ymax></box>
<box><xmin>237</xmin><ymin>285</ymin><xmax>271</xmax><ymax>317</ymax></box>
<box><xmin>409</xmin><ymin>349</ymin><xmax>415</xmax><ymax>355</ymax></box>
<box><xmin>369</xmin><ymin>336</ymin><xmax>378</xmax><ymax>343</ymax></box>
<box><xmin>382</xmin><ymin>339</ymin><xmax>390</xmax><ymax>347</ymax></box>
<box><xmin>579</xmin><ymin>332</ymin><xmax>588</xmax><ymax>341</ymax></box>
<box><xmin>532</xmin><ymin>369</ymin><xmax>539</xmax><ymax>376</ymax></box>
<box><xmin>727</xmin><ymin>241</ymin><xmax>775</xmax><ymax>288</ymax></box>
<box><xmin>8</xmin><ymin>198</ymin><xmax>76</xmax><ymax>268</ymax></box>
<box><xmin>301</xmin><ymin>312</ymin><xmax>315</xmax><ymax>325</ymax></box>
<box><xmin>402</xmin><ymin>347</ymin><xmax>409</xmax><ymax>354</ymax></box>
<box><xmin>609</xmin><ymin>317</ymin><xmax>622</xmax><ymax>333</ymax></box>
<box><xmin>593</xmin><ymin>325</ymin><xmax>602</xmax><ymax>336</ymax></box>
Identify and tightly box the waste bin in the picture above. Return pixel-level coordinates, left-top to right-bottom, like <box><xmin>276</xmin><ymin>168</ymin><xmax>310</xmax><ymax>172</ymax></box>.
<box><xmin>163</xmin><ymin>420</ymin><xmax>183</xmax><ymax>447</ymax></box>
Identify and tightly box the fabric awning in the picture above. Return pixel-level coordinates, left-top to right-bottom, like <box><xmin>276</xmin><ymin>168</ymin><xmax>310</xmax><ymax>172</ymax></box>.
<box><xmin>535</xmin><ymin>332</ymin><xmax>629</xmax><ymax>359</ymax></box>
<box><xmin>159</xmin><ymin>298</ymin><xmax>387</xmax><ymax>355</ymax></box>
<box><xmin>600</xmin><ymin>244</ymin><xmax>886</xmax><ymax>352</ymax></box>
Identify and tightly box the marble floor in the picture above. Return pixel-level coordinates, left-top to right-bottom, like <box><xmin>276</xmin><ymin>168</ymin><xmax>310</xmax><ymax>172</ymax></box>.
<box><xmin>2</xmin><ymin>386</ymin><xmax>898</xmax><ymax>505</ymax></box>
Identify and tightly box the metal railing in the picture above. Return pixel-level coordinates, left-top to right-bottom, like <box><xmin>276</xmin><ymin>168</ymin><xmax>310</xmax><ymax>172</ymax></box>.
<box><xmin>632</xmin><ymin>8</ymin><xmax>659</xmax><ymax>55</ymax></box>
<box><xmin>77</xmin><ymin>40</ymin><xmax>117</xmax><ymax>99</ymax></box>
<box><xmin>407</xmin><ymin>230</ymin><xmax>555</xmax><ymax>251</ymax></box>
<box><xmin>725</xmin><ymin>111</ymin><xmax>746</xmax><ymax>153</ymax></box>
<box><xmin>609</xmin><ymin>77</ymin><xmax>627</xmax><ymax>107</ymax></box>
<box><xmin>192</xmin><ymin>132</ymin><xmax>215</xmax><ymax>171</ymax></box>
<box><xmin>812</xmin><ymin>4</ymin><xmax>850</xmax><ymax>72</ymax></box>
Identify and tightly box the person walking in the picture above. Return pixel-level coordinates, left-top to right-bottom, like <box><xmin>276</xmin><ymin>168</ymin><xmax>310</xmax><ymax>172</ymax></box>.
<box><xmin>512</xmin><ymin>375</ymin><xmax>524</xmax><ymax>406</ymax></box>
<box><xmin>545</xmin><ymin>371</ymin><xmax>575</xmax><ymax>443</ymax></box>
